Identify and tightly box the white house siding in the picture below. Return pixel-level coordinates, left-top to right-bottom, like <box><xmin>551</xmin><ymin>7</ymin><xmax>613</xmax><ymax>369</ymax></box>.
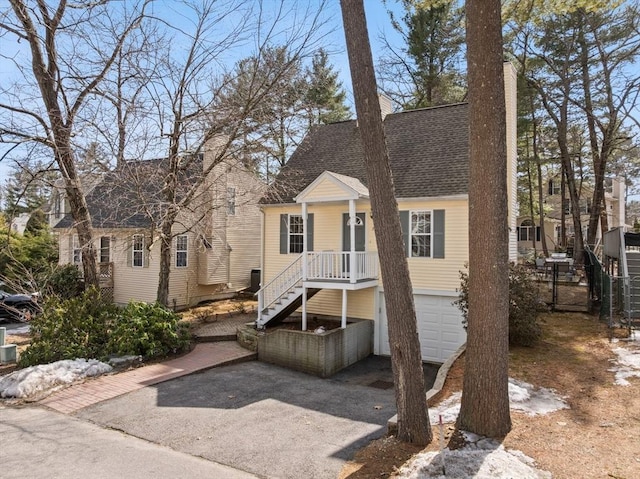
<box><xmin>504</xmin><ymin>62</ymin><xmax>519</xmax><ymax>262</ymax></box>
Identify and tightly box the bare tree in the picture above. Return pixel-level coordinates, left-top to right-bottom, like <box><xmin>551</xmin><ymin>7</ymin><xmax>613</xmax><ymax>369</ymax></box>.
<box><xmin>0</xmin><ymin>0</ymin><xmax>151</xmax><ymax>287</ymax></box>
<box><xmin>340</xmin><ymin>0</ymin><xmax>431</xmax><ymax>446</ymax></box>
<box><xmin>124</xmin><ymin>0</ymin><xmax>330</xmax><ymax>306</ymax></box>
<box><xmin>457</xmin><ymin>0</ymin><xmax>511</xmax><ymax>437</ymax></box>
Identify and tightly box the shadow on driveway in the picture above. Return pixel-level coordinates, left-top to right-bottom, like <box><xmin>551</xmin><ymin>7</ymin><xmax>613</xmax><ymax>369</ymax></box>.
<box><xmin>76</xmin><ymin>357</ymin><xmax>440</xmax><ymax>479</ymax></box>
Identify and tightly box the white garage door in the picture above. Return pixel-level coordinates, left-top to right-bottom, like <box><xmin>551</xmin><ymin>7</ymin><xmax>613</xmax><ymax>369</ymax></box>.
<box><xmin>379</xmin><ymin>292</ymin><xmax>466</xmax><ymax>363</ymax></box>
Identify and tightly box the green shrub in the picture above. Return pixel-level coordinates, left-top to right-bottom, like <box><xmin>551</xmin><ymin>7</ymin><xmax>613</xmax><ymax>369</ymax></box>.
<box><xmin>19</xmin><ymin>288</ymin><xmax>116</xmax><ymax>367</ymax></box>
<box><xmin>44</xmin><ymin>264</ymin><xmax>84</xmax><ymax>300</ymax></box>
<box><xmin>455</xmin><ymin>263</ymin><xmax>542</xmax><ymax>347</ymax></box>
<box><xmin>107</xmin><ymin>302</ymin><xmax>190</xmax><ymax>359</ymax></box>
<box><xmin>19</xmin><ymin>290</ymin><xmax>190</xmax><ymax>367</ymax></box>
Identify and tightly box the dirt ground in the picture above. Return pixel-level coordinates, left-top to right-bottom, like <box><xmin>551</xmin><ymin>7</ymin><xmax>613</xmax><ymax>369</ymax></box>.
<box><xmin>340</xmin><ymin>312</ymin><xmax>640</xmax><ymax>479</ymax></box>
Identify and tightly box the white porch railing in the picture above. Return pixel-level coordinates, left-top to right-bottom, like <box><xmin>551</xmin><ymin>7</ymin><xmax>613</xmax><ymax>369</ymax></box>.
<box><xmin>305</xmin><ymin>251</ymin><xmax>378</xmax><ymax>282</ymax></box>
<box><xmin>257</xmin><ymin>251</ymin><xmax>379</xmax><ymax>321</ymax></box>
<box><xmin>258</xmin><ymin>254</ymin><xmax>304</xmax><ymax>315</ymax></box>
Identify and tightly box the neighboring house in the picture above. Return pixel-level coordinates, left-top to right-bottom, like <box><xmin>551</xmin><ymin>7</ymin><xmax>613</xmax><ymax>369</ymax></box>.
<box><xmin>517</xmin><ymin>174</ymin><xmax>626</xmax><ymax>257</ymax></box>
<box><xmin>9</xmin><ymin>213</ymin><xmax>31</xmax><ymax>235</ymax></box>
<box><xmin>52</xmin><ymin>138</ymin><xmax>264</xmax><ymax>308</ymax></box>
<box><xmin>256</xmin><ymin>62</ymin><xmax>518</xmax><ymax>364</ymax></box>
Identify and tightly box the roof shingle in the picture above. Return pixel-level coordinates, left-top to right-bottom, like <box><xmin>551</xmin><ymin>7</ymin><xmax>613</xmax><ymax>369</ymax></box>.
<box><xmin>263</xmin><ymin>103</ymin><xmax>469</xmax><ymax>204</ymax></box>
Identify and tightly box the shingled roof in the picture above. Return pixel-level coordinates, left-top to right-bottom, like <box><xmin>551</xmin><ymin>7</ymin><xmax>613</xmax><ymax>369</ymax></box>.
<box><xmin>262</xmin><ymin>102</ymin><xmax>469</xmax><ymax>204</ymax></box>
<box><xmin>53</xmin><ymin>156</ymin><xmax>202</xmax><ymax>230</ymax></box>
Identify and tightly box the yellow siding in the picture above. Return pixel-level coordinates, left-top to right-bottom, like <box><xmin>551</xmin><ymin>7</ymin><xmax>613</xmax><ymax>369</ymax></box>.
<box><xmin>56</xmin><ymin>165</ymin><xmax>262</xmax><ymax>308</ymax></box>
<box><xmin>226</xmin><ymin>166</ymin><xmax>263</xmax><ymax>289</ymax></box>
<box><xmin>397</xmin><ymin>198</ymin><xmax>469</xmax><ymax>291</ymax></box>
<box><xmin>305</xmin><ymin>288</ymin><xmax>375</xmax><ymax>320</ymax></box>
<box><xmin>302</xmin><ymin>178</ymin><xmax>350</xmax><ymax>202</ymax></box>
<box><xmin>262</xmin><ymin>197</ymin><xmax>468</xmax><ymax>318</ymax></box>
<box><xmin>109</xmin><ymin>230</ymin><xmax>159</xmax><ymax>305</ymax></box>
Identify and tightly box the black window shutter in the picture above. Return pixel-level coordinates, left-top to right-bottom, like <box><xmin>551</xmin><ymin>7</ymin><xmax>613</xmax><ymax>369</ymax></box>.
<box><xmin>399</xmin><ymin>210</ymin><xmax>409</xmax><ymax>257</ymax></box>
<box><xmin>280</xmin><ymin>214</ymin><xmax>288</xmax><ymax>254</ymax></box>
<box><xmin>307</xmin><ymin>213</ymin><xmax>314</xmax><ymax>252</ymax></box>
<box><xmin>433</xmin><ymin>210</ymin><xmax>445</xmax><ymax>258</ymax></box>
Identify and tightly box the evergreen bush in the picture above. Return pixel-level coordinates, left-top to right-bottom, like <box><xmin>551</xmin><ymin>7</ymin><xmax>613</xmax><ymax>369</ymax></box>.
<box><xmin>19</xmin><ymin>289</ymin><xmax>190</xmax><ymax>367</ymax></box>
<box><xmin>455</xmin><ymin>263</ymin><xmax>542</xmax><ymax>347</ymax></box>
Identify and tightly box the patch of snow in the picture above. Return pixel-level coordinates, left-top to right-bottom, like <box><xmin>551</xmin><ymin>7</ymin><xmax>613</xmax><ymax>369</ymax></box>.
<box><xmin>429</xmin><ymin>379</ymin><xmax>569</xmax><ymax>425</ymax></box>
<box><xmin>396</xmin><ymin>435</ymin><xmax>552</xmax><ymax>479</ymax></box>
<box><xmin>509</xmin><ymin>378</ymin><xmax>569</xmax><ymax>416</ymax></box>
<box><xmin>0</xmin><ymin>358</ymin><xmax>112</xmax><ymax>399</ymax></box>
<box><xmin>609</xmin><ymin>344</ymin><xmax>640</xmax><ymax>386</ymax></box>
<box><xmin>429</xmin><ymin>392</ymin><xmax>461</xmax><ymax>424</ymax></box>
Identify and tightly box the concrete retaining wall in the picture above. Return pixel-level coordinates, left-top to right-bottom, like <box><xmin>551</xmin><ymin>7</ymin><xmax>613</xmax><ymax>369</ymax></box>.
<box><xmin>258</xmin><ymin>319</ymin><xmax>373</xmax><ymax>378</ymax></box>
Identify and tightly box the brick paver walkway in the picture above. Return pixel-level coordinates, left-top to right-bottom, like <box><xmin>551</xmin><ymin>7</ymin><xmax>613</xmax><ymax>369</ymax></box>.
<box><xmin>193</xmin><ymin>313</ymin><xmax>254</xmax><ymax>340</ymax></box>
<box><xmin>39</xmin><ymin>342</ymin><xmax>256</xmax><ymax>414</ymax></box>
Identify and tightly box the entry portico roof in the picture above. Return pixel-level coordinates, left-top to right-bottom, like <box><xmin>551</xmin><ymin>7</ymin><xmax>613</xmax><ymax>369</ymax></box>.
<box><xmin>294</xmin><ymin>171</ymin><xmax>369</xmax><ymax>203</ymax></box>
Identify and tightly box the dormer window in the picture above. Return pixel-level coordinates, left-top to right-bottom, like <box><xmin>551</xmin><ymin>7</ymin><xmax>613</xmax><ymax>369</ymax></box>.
<box><xmin>54</xmin><ymin>193</ymin><xmax>62</xmax><ymax>218</ymax></box>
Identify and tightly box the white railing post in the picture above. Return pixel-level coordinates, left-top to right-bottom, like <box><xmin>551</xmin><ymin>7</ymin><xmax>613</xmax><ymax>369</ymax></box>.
<box><xmin>349</xmin><ymin>199</ymin><xmax>356</xmax><ymax>283</ymax></box>
<box><xmin>302</xmin><ymin>202</ymin><xmax>308</xmax><ymax>281</ymax></box>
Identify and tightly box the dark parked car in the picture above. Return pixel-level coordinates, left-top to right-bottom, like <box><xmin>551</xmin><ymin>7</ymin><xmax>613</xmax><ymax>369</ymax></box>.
<box><xmin>0</xmin><ymin>289</ymin><xmax>41</xmax><ymax>322</ymax></box>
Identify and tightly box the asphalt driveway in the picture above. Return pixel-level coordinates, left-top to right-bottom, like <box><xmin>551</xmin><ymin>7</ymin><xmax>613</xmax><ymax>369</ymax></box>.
<box><xmin>75</xmin><ymin>360</ymin><xmax>411</xmax><ymax>479</ymax></box>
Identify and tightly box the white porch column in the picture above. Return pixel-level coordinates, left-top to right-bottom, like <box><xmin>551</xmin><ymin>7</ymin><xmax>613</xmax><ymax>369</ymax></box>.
<box><xmin>349</xmin><ymin>198</ymin><xmax>356</xmax><ymax>283</ymax></box>
<box><xmin>302</xmin><ymin>201</ymin><xmax>308</xmax><ymax>281</ymax></box>
<box><xmin>341</xmin><ymin>288</ymin><xmax>347</xmax><ymax>329</ymax></box>
<box><xmin>302</xmin><ymin>287</ymin><xmax>307</xmax><ymax>331</ymax></box>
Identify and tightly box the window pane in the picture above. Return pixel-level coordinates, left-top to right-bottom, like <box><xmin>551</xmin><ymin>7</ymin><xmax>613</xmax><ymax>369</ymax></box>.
<box><xmin>411</xmin><ymin>236</ymin><xmax>431</xmax><ymax>257</ymax></box>
<box><xmin>289</xmin><ymin>234</ymin><xmax>303</xmax><ymax>253</ymax></box>
<box><xmin>227</xmin><ymin>187</ymin><xmax>236</xmax><ymax>215</ymax></box>
<box><xmin>289</xmin><ymin>215</ymin><xmax>303</xmax><ymax>234</ymax></box>
<box><xmin>411</xmin><ymin>212</ymin><xmax>430</xmax><ymax>234</ymax></box>
<box><xmin>133</xmin><ymin>235</ymin><xmax>144</xmax><ymax>267</ymax></box>
<box><xmin>176</xmin><ymin>235</ymin><xmax>188</xmax><ymax>267</ymax></box>
<box><xmin>100</xmin><ymin>237</ymin><xmax>110</xmax><ymax>263</ymax></box>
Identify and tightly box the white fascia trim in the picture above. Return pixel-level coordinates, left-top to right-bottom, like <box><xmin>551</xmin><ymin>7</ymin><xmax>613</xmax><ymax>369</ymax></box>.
<box><xmin>396</xmin><ymin>194</ymin><xmax>468</xmax><ymax>203</ymax></box>
<box><xmin>378</xmin><ymin>288</ymin><xmax>459</xmax><ymax>297</ymax></box>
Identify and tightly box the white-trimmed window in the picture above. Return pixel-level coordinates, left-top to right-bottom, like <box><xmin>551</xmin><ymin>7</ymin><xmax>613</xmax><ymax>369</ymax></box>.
<box><xmin>132</xmin><ymin>234</ymin><xmax>144</xmax><ymax>268</ymax></box>
<box><xmin>410</xmin><ymin>211</ymin><xmax>431</xmax><ymax>257</ymax></box>
<box><xmin>227</xmin><ymin>187</ymin><xmax>236</xmax><ymax>215</ymax></box>
<box><xmin>288</xmin><ymin>214</ymin><xmax>304</xmax><ymax>253</ymax></box>
<box><xmin>176</xmin><ymin>234</ymin><xmax>188</xmax><ymax>268</ymax></box>
<box><xmin>518</xmin><ymin>219</ymin><xmax>541</xmax><ymax>242</ymax></box>
<box><xmin>99</xmin><ymin>236</ymin><xmax>111</xmax><ymax>263</ymax></box>
<box><xmin>72</xmin><ymin>235</ymin><xmax>82</xmax><ymax>265</ymax></box>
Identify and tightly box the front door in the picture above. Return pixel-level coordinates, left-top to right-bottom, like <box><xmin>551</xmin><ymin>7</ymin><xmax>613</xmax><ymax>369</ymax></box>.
<box><xmin>342</xmin><ymin>212</ymin><xmax>366</xmax><ymax>274</ymax></box>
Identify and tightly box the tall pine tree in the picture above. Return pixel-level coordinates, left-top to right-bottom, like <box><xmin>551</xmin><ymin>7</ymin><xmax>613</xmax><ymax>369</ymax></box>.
<box><xmin>305</xmin><ymin>49</ymin><xmax>351</xmax><ymax>125</ymax></box>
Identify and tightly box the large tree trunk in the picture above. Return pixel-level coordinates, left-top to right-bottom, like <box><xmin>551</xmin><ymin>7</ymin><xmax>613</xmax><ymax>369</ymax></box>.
<box><xmin>458</xmin><ymin>0</ymin><xmax>512</xmax><ymax>438</ymax></box>
<box><xmin>157</xmin><ymin>219</ymin><xmax>173</xmax><ymax>307</ymax></box>
<box><xmin>59</xmin><ymin>148</ymin><xmax>99</xmax><ymax>289</ymax></box>
<box><xmin>340</xmin><ymin>0</ymin><xmax>431</xmax><ymax>446</ymax></box>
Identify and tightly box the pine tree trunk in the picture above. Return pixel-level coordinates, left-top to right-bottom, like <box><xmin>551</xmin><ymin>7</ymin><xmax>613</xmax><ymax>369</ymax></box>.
<box><xmin>340</xmin><ymin>0</ymin><xmax>431</xmax><ymax>446</ymax></box>
<box><xmin>458</xmin><ymin>0</ymin><xmax>512</xmax><ymax>438</ymax></box>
